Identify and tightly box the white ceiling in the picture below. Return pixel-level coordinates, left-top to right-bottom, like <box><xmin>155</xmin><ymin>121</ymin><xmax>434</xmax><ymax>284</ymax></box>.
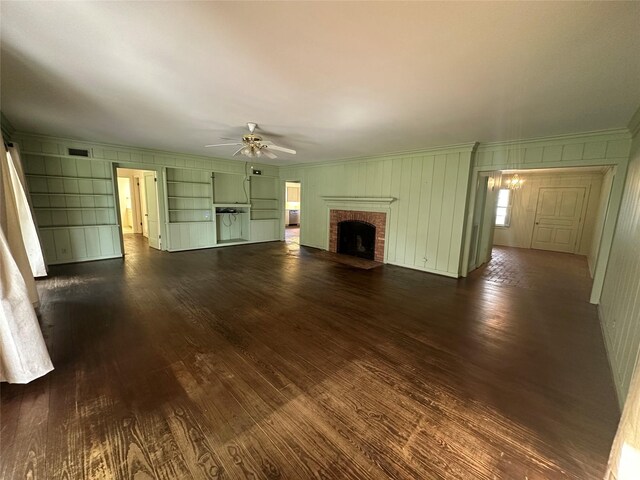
<box><xmin>1</xmin><ymin>2</ymin><xmax>639</xmax><ymax>165</ymax></box>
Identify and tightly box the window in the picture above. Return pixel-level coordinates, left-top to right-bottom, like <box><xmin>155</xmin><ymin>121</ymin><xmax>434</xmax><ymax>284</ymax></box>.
<box><xmin>495</xmin><ymin>188</ymin><xmax>512</xmax><ymax>227</ymax></box>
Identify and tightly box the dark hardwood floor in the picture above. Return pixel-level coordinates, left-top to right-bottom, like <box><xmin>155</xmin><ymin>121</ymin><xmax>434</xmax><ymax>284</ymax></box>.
<box><xmin>1</xmin><ymin>239</ymin><xmax>619</xmax><ymax>479</ymax></box>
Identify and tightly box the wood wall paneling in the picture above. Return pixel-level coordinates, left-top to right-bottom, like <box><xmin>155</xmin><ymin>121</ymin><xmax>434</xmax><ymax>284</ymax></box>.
<box><xmin>599</xmin><ymin>133</ymin><xmax>640</xmax><ymax>406</ymax></box>
<box><xmin>280</xmin><ymin>145</ymin><xmax>475</xmax><ymax>278</ymax></box>
<box><xmin>17</xmin><ymin>134</ymin><xmax>279</xmax><ymax>263</ymax></box>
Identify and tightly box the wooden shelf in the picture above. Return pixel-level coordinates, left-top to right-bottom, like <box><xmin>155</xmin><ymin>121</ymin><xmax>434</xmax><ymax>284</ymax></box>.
<box><xmin>251</xmin><ymin>197</ymin><xmax>278</xmax><ymax>201</ymax></box>
<box><xmin>168</xmin><ymin>220</ymin><xmax>213</xmax><ymax>224</ymax></box>
<box><xmin>213</xmin><ymin>203</ymin><xmax>250</xmax><ymax>208</ymax></box>
<box><xmin>39</xmin><ymin>224</ymin><xmax>117</xmax><ymax>229</ymax></box>
<box><xmin>30</xmin><ymin>192</ymin><xmax>112</xmax><ymax>197</ymax></box>
<box><xmin>168</xmin><ymin>209</ymin><xmax>212</xmax><ymax>212</ymax></box>
<box><xmin>251</xmin><ymin>208</ymin><xmax>278</xmax><ymax>211</ymax></box>
<box><xmin>168</xmin><ymin>196</ymin><xmax>211</xmax><ymax>199</ymax></box>
<box><xmin>166</xmin><ymin>180</ymin><xmax>210</xmax><ymax>185</ymax></box>
<box><xmin>34</xmin><ymin>207</ymin><xmax>114</xmax><ymax>211</ymax></box>
<box><xmin>217</xmin><ymin>238</ymin><xmax>249</xmax><ymax>245</ymax></box>
<box><xmin>26</xmin><ymin>174</ymin><xmax>111</xmax><ymax>181</ymax></box>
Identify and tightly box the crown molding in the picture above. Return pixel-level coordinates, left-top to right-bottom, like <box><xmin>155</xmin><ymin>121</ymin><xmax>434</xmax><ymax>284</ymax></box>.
<box><xmin>628</xmin><ymin>105</ymin><xmax>640</xmax><ymax>138</ymax></box>
<box><xmin>321</xmin><ymin>196</ymin><xmax>396</xmax><ymax>205</ymax></box>
<box><xmin>0</xmin><ymin>111</ymin><xmax>16</xmax><ymax>140</ymax></box>
<box><xmin>477</xmin><ymin>128</ymin><xmax>630</xmax><ymax>152</ymax></box>
<box><xmin>282</xmin><ymin>142</ymin><xmax>479</xmax><ymax>170</ymax></box>
<box><xmin>12</xmin><ymin>131</ymin><xmax>279</xmax><ymax>170</ymax></box>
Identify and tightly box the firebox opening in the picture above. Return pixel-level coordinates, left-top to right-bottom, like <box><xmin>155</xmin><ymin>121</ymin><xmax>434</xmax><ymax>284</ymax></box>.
<box><xmin>337</xmin><ymin>220</ymin><xmax>376</xmax><ymax>260</ymax></box>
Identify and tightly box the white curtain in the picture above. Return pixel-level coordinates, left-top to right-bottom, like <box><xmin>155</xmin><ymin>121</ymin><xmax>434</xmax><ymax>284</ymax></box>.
<box><xmin>0</xmin><ymin>134</ymin><xmax>53</xmax><ymax>383</ymax></box>
<box><xmin>606</xmin><ymin>355</ymin><xmax>640</xmax><ymax>480</ymax></box>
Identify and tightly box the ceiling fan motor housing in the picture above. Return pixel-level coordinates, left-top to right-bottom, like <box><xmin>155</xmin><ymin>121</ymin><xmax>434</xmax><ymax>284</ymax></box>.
<box><xmin>243</xmin><ymin>134</ymin><xmax>262</xmax><ymax>144</ymax></box>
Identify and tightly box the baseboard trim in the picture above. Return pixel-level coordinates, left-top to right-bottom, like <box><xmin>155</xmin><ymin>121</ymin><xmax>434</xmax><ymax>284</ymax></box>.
<box><xmin>597</xmin><ymin>304</ymin><xmax>623</xmax><ymax>411</ymax></box>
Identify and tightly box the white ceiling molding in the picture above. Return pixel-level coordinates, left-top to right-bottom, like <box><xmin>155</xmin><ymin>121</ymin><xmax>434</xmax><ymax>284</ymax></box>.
<box><xmin>321</xmin><ymin>196</ymin><xmax>396</xmax><ymax>205</ymax></box>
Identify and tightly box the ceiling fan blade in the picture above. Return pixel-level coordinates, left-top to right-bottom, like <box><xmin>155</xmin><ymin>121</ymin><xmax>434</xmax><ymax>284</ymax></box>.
<box><xmin>262</xmin><ymin>149</ymin><xmax>278</xmax><ymax>160</ymax></box>
<box><xmin>204</xmin><ymin>142</ymin><xmax>243</xmax><ymax>147</ymax></box>
<box><xmin>267</xmin><ymin>144</ymin><xmax>296</xmax><ymax>155</ymax></box>
<box><xmin>232</xmin><ymin>146</ymin><xmax>245</xmax><ymax>156</ymax></box>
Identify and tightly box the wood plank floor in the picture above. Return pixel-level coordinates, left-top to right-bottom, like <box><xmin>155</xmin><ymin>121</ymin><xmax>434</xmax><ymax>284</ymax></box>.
<box><xmin>1</xmin><ymin>238</ymin><xmax>620</xmax><ymax>479</ymax></box>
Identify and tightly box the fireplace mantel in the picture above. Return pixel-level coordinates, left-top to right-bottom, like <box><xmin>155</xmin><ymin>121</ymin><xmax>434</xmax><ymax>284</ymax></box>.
<box><xmin>321</xmin><ymin>196</ymin><xmax>396</xmax><ymax>205</ymax></box>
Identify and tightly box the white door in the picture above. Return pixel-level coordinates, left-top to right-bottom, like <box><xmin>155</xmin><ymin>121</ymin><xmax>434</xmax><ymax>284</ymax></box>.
<box><xmin>531</xmin><ymin>187</ymin><xmax>585</xmax><ymax>253</ymax></box>
<box><xmin>143</xmin><ymin>172</ymin><xmax>161</xmax><ymax>250</ymax></box>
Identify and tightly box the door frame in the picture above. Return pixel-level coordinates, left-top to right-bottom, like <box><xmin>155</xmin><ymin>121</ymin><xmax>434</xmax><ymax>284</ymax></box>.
<box><xmin>113</xmin><ymin>163</ymin><xmax>167</xmax><ymax>255</ymax></box>
<box><xmin>281</xmin><ymin>179</ymin><xmax>302</xmax><ymax>242</ymax></box>
<box><xmin>463</xmin><ymin>162</ymin><xmax>627</xmax><ymax>304</ymax></box>
<box><xmin>132</xmin><ymin>174</ymin><xmax>143</xmax><ymax>234</ymax></box>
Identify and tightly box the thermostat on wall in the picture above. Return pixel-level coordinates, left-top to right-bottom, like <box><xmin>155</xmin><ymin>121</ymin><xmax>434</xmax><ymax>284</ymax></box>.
<box><xmin>252</xmin><ymin>169</ymin><xmax>262</xmax><ymax>175</ymax></box>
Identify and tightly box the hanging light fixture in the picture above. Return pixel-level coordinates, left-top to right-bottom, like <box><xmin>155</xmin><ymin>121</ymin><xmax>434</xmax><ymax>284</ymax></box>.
<box><xmin>506</xmin><ymin>173</ymin><xmax>524</xmax><ymax>190</ymax></box>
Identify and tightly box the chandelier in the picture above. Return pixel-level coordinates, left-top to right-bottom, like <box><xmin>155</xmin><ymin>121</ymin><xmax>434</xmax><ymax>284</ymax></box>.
<box><xmin>505</xmin><ymin>174</ymin><xmax>524</xmax><ymax>190</ymax></box>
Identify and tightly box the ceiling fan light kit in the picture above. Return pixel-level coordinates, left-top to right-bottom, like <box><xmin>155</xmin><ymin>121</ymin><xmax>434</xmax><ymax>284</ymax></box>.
<box><xmin>205</xmin><ymin>122</ymin><xmax>296</xmax><ymax>160</ymax></box>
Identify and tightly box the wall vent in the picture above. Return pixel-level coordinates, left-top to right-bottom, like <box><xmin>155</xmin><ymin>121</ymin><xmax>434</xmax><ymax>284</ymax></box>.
<box><xmin>68</xmin><ymin>148</ymin><xmax>90</xmax><ymax>157</ymax></box>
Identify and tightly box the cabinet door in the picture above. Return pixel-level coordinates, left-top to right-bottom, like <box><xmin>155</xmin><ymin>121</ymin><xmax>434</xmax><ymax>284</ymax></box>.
<box><xmin>287</xmin><ymin>186</ymin><xmax>300</xmax><ymax>202</ymax></box>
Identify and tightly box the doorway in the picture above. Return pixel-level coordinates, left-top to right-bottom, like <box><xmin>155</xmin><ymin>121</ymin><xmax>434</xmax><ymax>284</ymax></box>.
<box><xmin>471</xmin><ymin>166</ymin><xmax>615</xmax><ymax>291</ymax></box>
<box><xmin>116</xmin><ymin>168</ymin><xmax>161</xmax><ymax>254</ymax></box>
<box><xmin>285</xmin><ymin>181</ymin><xmax>301</xmax><ymax>246</ymax></box>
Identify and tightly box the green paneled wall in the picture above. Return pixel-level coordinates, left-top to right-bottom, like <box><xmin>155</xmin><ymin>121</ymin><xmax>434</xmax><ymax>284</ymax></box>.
<box><xmin>600</xmin><ymin>131</ymin><xmax>640</xmax><ymax>406</ymax></box>
<box><xmin>280</xmin><ymin>144</ymin><xmax>476</xmax><ymax>277</ymax></box>
<box><xmin>15</xmin><ymin>133</ymin><xmax>279</xmax><ymax>263</ymax></box>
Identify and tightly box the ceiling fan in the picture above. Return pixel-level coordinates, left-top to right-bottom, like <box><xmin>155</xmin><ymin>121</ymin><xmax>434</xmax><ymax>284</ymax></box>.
<box><xmin>205</xmin><ymin>122</ymin><xmax>296</xmax><ymax>160</ymax></box>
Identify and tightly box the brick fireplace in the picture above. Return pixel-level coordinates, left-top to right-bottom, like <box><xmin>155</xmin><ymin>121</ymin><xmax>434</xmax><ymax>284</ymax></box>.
<box><xmin>329</xmin><ymin>209</ymin><xmax>386</xmax><ymax>262</ymax></box>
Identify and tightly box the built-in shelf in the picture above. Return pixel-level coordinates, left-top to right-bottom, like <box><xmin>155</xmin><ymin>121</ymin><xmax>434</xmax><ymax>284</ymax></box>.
<box><xmin>26</xmin><ymin>174</ymin><xmax>111</xmax><ymax>181</ymax></box>
<box><xmin>30</xmin><ymin>192</ymin><xmax>112</xmax><ymax>197</ymax></box>
<box><xmin>168</xmin><ymin>208</ymin><xmax>212</xmax><ymax>212</ymax></box>
<box><xmin>169</xmin><ymin>220</ymin><xmax>212</xmax><ymax>224</ymax></box>
<box><xmin>249</xmin><ymin>176</ymin><xmax>278</xmax><ymax>222</ymax></box>
<box><xmin>26</xmin><ymin>164</ymin><xmax>118</xmax><ymax>228</ymax></box>
<box><xmin>213</xmin><ymin>203</ymin><xmax>251</xmax><ymax>208</ymax></box>
<box><xmin>34</xmin><ymin>207</ymin><xmax>114</xmax><ymax>211</ymax></box>
<box><xmin>167</xmin><ymin>195</ymin><xmax>211</xmax><ymax>199</ymax></box>
<box><xmin>217</xmin><ymin>238</ymin><xmax>249</xmax><ymax>245</ymax></box>
<box><xmin>39</xmin><ymin>224</ymin><xmax>117</xmax><ymax>229</ymax></box>
<box><xmin>166</xmin><ymin>180</ymin><xmax>210</xmax><ymax>185</ymax></box>
<box><xmin>166</xmin><ymin>168</ymin><xmax>214</xmax><ymax>225</ymax></box>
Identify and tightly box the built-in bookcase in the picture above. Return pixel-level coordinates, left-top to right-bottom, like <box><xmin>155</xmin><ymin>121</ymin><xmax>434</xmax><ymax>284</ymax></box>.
<box><xmin>26</xmin><ymin>155</ymin><xmax>117</xmax><ymax>227</ymax></box>
<box><xmin>249</xmin><ymin>175</ymin><xmax>279</xmax><ymax>220</ymax></box>
<box><xmin>165</xmin><ymin>168</ymin><xmax>216</xmax><ymax>251</ymax></box>
<box><xmin>166</xmin><ymin>168</ymin><xmax>213</xmax><ymax>223</ymax></box>
<box><xmin>23</xmin><ymin>153</ymin><xmax>121</xmax><ymax>264</ymax></box>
